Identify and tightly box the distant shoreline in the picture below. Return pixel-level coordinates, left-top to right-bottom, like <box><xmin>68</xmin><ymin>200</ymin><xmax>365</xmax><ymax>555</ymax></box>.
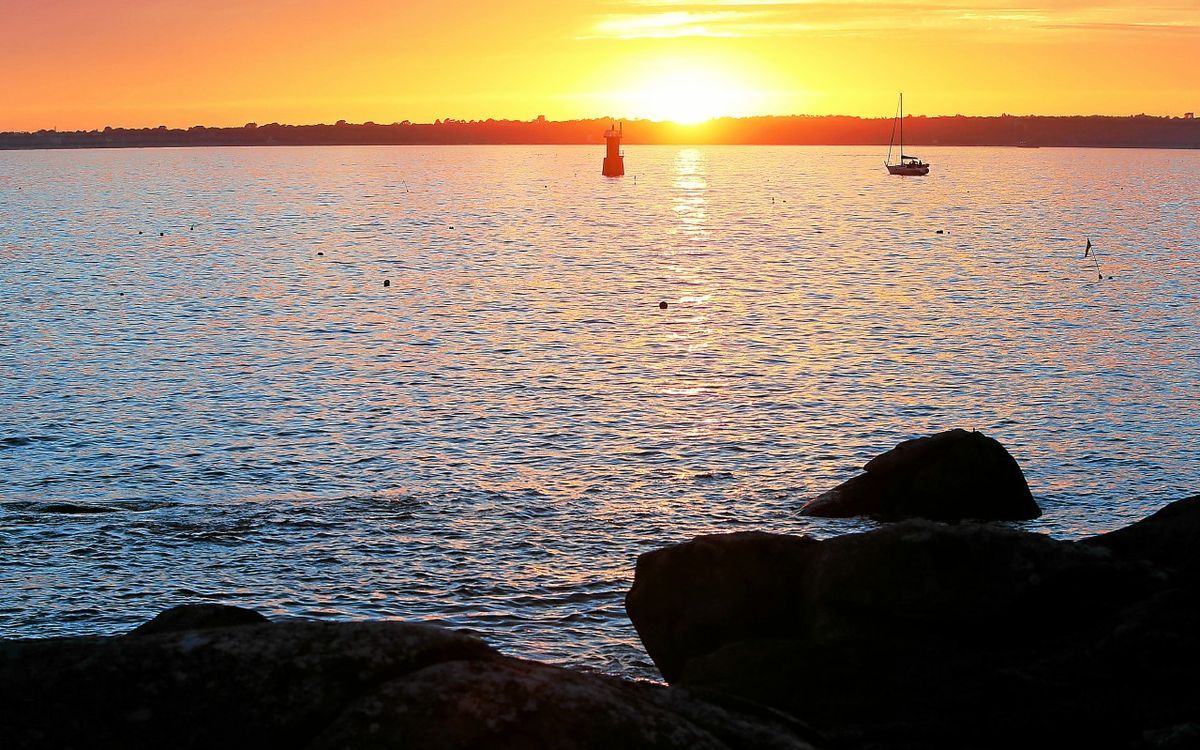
<box><xmin>4</xmin><ymin>142</ymin><xmax>1200</xmax><ymax>153</ymax></box>
<box><xmin>2</xmin><ymin>114</ymin><xmax>1198</xmax><ymax>151</ymax></box>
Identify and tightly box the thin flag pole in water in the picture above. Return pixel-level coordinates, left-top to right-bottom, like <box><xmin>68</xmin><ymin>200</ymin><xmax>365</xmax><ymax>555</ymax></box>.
<box><xmin>1084</xmin><ymin>237</ymin><xmax>1102</xmax><ymax>280</ymax></box>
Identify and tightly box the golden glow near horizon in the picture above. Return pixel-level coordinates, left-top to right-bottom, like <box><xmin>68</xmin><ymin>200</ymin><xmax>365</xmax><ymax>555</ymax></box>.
<box><xmin>603</xmin><ymin>57</ymin><xmax>773</xmax><ymax>124</ymax></box>
<box><xmin>0</xmin><ymin>0</ymin><xmax>1197</xmax><ymax>131</ymax></box>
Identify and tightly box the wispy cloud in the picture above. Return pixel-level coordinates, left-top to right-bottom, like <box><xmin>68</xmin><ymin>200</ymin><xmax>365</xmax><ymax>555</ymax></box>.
<box><xmin>586</xmin><ymin>1</ymin><xmax>1200</xmax><ymax>39</ymax></box>
<box><xmin>589</xmin><ymin>10</ymin><xmax>768</xmax><ymax>39</ymax></box>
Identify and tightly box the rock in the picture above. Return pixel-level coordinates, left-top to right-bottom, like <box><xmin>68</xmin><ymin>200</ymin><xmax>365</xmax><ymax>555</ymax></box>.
<box><xmin>1137</xmin><ymin>723</ymin><xmax>1200</xmax><ymax>750</ymax></box>
<box><xmin>800</xmin><ymin>428</ymin><xmax>1041</xmax><ymax>521</ymax></box>
<box><xmin>127</xmin><ymin>603</ymin><xmax>269</xmax><ymax>636</ymax></box>
<box><xmin>626</xmin><ymin>506</ymin><xmax>1198</xmax><ymax>748</ymax></box>
<box><xmin>626</xmin><ymin>532</ymin><xmax>818</xmax><ymax>683</ymax></box>
<box><xmin>1083</xmin><ymin>495</ymin><xmax>1200</xmax><ymax>585</ymax></box>
<box><xmin>312</xmin><ymin>657</ymin><xmax>822</xmax><ymax>750</ymax></box>
<box><xmin>628</xmin><ymin>521</ymin><xmax>1158</xmax><ymax>687</ymax></box>
<box><xmin>0</xmin><ymin>608</ymin><xmax>820</xmax><ymax>750</ymax></box>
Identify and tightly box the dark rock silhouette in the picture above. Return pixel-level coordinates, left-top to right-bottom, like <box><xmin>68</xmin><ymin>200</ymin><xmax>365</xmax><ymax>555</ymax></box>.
<box><xmin>625</xmin><ymin>531</ymin><xmax>817</xmax><ymax>683</ymax></box>
<box><xmin>800</xmin><ymin>428</ymin><xmax>1040</xmax><ymax>520</ymax></box>
<box><xmin>0</xmin><ymin>609</ymin><xmax>820</xmax><ymax>750</ymax></box>
<box><xmin>1084</xmin><ymin>494</ymin><xmax>1200</xmax><ymax>585</ymax></box>
<box><xmin>128</xmin><ymin>603</ymin><xmax>268</xmax><ymax>636</ymax></box>
<box><xmin>311</xmin><ymin>656</ymin><xmax>821</xmax><ymax>750</ymax></box>
<box><xmin>626</xmin><ymin>496</ymin><xmax>1200</xmax><ymax>749</ymax></box>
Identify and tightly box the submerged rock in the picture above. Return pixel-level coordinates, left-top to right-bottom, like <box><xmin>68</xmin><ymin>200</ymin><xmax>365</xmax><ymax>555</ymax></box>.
<box><xmin>627</xmin><ymin>499</ymin><xmax>1200</xmax><ymax>748</ymax></box>
<box><xmin>800</xmin><ymin>428</ymin><xmax>1040</xmax><ymax>521</ymax></box>
<box><xmin>0</xmin><ymin>608</ymin><xmax>819</xmax><ymax>750</ymax></box>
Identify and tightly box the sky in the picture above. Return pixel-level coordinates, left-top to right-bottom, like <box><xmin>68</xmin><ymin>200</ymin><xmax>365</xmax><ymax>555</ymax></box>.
<box><xmin>1</xmin><ymin>0</ymin><xmax>1197</xmax><ymax>131</ymax></box>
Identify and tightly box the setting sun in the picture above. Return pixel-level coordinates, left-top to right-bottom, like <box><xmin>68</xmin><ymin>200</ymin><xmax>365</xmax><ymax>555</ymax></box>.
<box><xmin>622</xmin><ymin>65</ymin><xmax>758</xmax><ymax>124</ymax></box>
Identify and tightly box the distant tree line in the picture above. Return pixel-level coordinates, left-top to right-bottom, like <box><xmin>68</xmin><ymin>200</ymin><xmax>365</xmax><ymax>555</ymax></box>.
<box><xmin>2</xmin><ymin>115</ymin><xmax>1197</xmax><ymax>150</ymax></box>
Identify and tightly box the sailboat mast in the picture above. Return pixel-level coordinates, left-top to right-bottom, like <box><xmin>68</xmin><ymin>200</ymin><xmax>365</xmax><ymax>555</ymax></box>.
<box><xmin>899</xmin><ymin>93</ymin><xmax>904</xmax><ymax>159</ymax></box>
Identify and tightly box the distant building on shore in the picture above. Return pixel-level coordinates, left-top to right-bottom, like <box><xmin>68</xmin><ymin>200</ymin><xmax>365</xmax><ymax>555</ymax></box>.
<box><xmin>1186</xmin><ymin>112</ymin><xmax>1195</xmax><ymax>120</ymax></box>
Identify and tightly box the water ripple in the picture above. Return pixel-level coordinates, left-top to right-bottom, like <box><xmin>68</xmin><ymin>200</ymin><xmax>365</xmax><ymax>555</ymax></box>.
<box><xmin>0</xmin><ymin>145</ymin><xmax>1198</xmax><ymax>679</ymax></box>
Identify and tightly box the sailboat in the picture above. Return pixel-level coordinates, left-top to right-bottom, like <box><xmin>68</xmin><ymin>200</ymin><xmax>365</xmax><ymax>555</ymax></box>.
<box><xmin>885</xmin><ymin>93</ymin><xmax>930</xmax><ymax>176</ymax></box>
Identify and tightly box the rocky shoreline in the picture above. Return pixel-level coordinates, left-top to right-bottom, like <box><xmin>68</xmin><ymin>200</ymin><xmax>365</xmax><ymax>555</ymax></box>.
<box><xmin>3</xmin><ymin>431</ymin><xmax>1197</xmax><ymax>748</ymax></box>
<box><xmin>627</xmin><ymin>497</ymin><xmax>1200</xmax><ymax>749</ymax></box>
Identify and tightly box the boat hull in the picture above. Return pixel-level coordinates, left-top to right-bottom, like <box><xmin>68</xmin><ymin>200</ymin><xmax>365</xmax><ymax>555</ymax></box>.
<box><xmin>887</xmin><ymin>164</ymin><xmax>930</xmax><ymax>176</ymax></box>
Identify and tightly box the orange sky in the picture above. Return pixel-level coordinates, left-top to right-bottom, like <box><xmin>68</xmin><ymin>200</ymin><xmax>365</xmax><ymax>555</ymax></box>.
<box><xmin>1</xmin><ymin>0</ymin><xmax>1197</xmax><ymax>131</ymax></box>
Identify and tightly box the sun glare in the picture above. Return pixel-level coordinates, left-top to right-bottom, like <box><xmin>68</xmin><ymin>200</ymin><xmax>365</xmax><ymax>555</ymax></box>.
<box><xmin>624</xmin><ymin>66</ymin><xmax>756</xmax><ymax>125</ymax></box>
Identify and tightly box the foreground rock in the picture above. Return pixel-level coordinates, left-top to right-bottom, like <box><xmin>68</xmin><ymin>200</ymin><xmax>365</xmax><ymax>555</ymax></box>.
<box><xmin>1084</xmin><ymin>494</ymin><xmax>1200</xmax><ymax>585</ymax></box>
<box><xmin>628</xmin><ymin>496</ymin><xmax>1200</xmax><ymax>749</ymax></box>
<box><xmin>800</xmin><ymin>428</ymin><xmax>1041</xmax><ymax>521</ymax></box>
<box><xmin>0</xmin><ymin>605</ymin><xmax>820</xmax><ymax>750</ymax></box>
<box><xmin>128</xmin><ymin>602</ymin><xmax>268</xmax><ymax>635</ymax></box>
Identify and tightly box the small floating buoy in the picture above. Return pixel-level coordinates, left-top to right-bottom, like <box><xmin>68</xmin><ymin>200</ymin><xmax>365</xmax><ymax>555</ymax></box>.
<box><xmin>317</xmin><ymin>251</ymin><xmax>324</xmax><ymax>256</ymax></box>
<box><xmin>138</xmin><ymin>231</ymin><xmax>143</xmax><ymax>235</ymax></box>
<box><xmin>159</xmin><ymin>232</ymin><xmax>164</xmax><ymax>237</ymax></box>
<box><xmin>383</xmin><ymin>279</ymin><xmax>391</xmax><ymax>288</ymax></box>
<box><xmin>936</xmin><ymin>230</ymin><xmax>943</xmax><ymax>234</ymax></box>
<box><xmin>659</xmin><ymin>301</ymin><xmax>668</xmax><ymax>310</ymax></box>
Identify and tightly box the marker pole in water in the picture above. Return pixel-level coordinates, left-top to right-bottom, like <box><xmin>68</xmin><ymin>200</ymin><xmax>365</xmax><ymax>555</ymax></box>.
<box><xmin>1084</xmin><ymin>237</ymin><xmax>1102</xmax><ymax>280</ymax></box>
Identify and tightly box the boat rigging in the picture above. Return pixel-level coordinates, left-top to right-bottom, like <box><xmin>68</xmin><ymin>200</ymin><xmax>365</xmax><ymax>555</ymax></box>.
<box><xmin>886</xmin><ymin>93</ymin><xmax>930</xmax><ymax>176</ymax></box>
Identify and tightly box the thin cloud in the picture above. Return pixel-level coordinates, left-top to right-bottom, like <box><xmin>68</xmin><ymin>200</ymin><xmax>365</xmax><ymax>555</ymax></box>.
<box><xmin>588</xmin><ymin>10</ymin><xmax>767</xmax><ymax>39</ymax></box>
<box><xmin>587</xmin><ymin>0</ymin><xmax>1200</xmax><ymax>39</ymax></box>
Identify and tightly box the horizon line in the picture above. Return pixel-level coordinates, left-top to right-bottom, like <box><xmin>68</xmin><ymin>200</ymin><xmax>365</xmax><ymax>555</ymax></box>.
<box><xmin>6</xmin><ymin>111</ymin><xmax>1199</xmax><ymax>135</ymax></box>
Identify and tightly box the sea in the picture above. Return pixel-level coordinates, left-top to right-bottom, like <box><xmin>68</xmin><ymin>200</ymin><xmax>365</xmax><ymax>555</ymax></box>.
<box><xmin>1</xmin><ymin>144</ymin><xmax>1197</xmax><ymax>678</ymax></box>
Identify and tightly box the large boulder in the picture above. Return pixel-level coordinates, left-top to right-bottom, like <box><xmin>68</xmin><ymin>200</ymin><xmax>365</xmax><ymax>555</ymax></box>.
<box><xmin>0</xmin><ymin>607</ymin><xmax>820</xmax><ymax>750</ymax></box>
<box><xmin>625</xmin><ymin>531</ymin><xmax>818</xmax><ymax>683</ymax></box>
<box><xmin>626</xmin><ymin>504</ymin><xmax>1200</xmax><ymax>749</ymax></box>
<box><xmin>628</xmin><ymin>521</ymin><xmax>1158</xmax><ymax>685</ymax></box>
<box><xmin>800</xmin><ymin>428</ymin><xmax>1041</xmax><ymax>521</ymax></box>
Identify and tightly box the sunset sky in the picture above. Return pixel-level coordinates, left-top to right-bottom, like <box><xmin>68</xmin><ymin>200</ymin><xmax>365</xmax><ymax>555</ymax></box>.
<box><xmin>2</xmin><ymin>0</ymin><xmax>1197</xmax><ymax>131</ymax></box>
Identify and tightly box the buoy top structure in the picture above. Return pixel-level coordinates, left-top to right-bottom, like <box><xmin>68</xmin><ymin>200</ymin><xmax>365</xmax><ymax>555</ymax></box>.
<box><xmin>602</xmin><ymin>121</ymin><xmax>625</xmax><ymax>177</ymax></box>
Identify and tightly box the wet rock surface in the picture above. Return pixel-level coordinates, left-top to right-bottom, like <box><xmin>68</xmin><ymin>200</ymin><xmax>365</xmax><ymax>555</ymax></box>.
<box><xmin>0</xmin><ymin>606</ymin><xmax>819</xmax><ymax>750</ymax></box>
<box><xmin>627</xmin><ymin>496</ymin><xmax>1200</xmax><ymax>749</ymax></box>
<box><xmin>800</xmin><ymin>428</ymin><xmax>1041</xmax><ymax>521</ymax></box>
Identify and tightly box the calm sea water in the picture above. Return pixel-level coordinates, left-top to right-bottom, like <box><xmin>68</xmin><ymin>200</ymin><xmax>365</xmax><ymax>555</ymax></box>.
<box><xmin>1</xmin><ymin>145</ymin><xmax>1197</xmax><ymax>677</ymax></box>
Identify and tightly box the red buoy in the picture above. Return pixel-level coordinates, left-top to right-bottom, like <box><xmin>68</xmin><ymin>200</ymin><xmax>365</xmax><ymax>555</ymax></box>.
<box><xmin>602</xmin><ymin>122</ymin><xmax>625</xmax><ymax>177</ymax></box>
